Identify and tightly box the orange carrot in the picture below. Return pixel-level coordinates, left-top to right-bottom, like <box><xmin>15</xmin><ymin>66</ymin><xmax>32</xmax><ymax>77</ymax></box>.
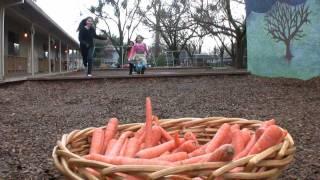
<box><xmin>89</xmin><ymin>128</ymin><xmax>105</xmax><ymax>154</ymax></box>
<box><xmin>256</xmin><ymin>119</ymin><xmax>276</xmax><ymax>139</ymax></box>
<box><xmin>248</xmin><ymin>125</ymin><xmax>285</xmax><ymax>155</ymax></box>
<box><xmin>184</xmin><ymin>131</ymin><xmax>197</xmax><ymax>142</ymax></box>
<box><xmin>231</xmin><ymin>127</ymin><xmax>245</xmax><ymax>157</ymax></box>
<box><xmin>160</xmin><ymin>151</ymin><xmax>170</xmax><ymax>157</ymax></box>
<box><xmin>173</xmin><ymin>133</ymin><xmax>186</xmax><ymax>149</ymax></box>
<box><xmin>107</xmin><ymin>131</ymin><xmax>133</xmax><ymax>157</ymax></box>
<box><xmin>138</xmin><ymin>131</ymin><xmax>146</xmax><ymax>144</ymax></box>
<box><xmin>140</xmin><ymin>143</ymin><xmax>146</xmax><ymax>150</ymax></box>
<box><xmin>160</xmin><ymin>138</ymin><xmax>168</xmax><ymax>144</ymax></box>
<box><xmin>231</xmin><ymin>124</ymin><xmax>240</xmax><ymax>132</ymax></box>
<box><xmin>233</xmin><ymin>134</ymin><xmax>257</xmax><ymax>160</ymax></box>
<box><xmin>241</xmin><ymin>128</ymin><xmax>251</xmax><ymax>146</ymax></box>
<box><xmin>144</xmin><ymin>97</ymin><xmax>153</xmax><ymax>148</ymax></box>
<box><xmin>124</xmin><ymin>137</ymin><xmax>141</xmax><ymax>157</ymax></box>
<box><xmin>173</xmin><ymin>140</ymin><xmax>198</xmax><ymax>153</ymax></box>
<box><xmin>119</xmin><ymin>138</ymin><xmax>129</xmax><ymax>156</ymax></box>
<box><xmin>192</xmin><ymin>177</ymin><xmax>204</xmax><ymax>180</ymax></box>
<box><xmin>176</xmin><ymin>144</ymin><xmax>234</xmax><ymax>165</ymax></box>
<box><xmin>86</xmin><ymin>154</ymin><xmax>173</xmax><ymax>166</ymax></box>
<box><xmin>102</xmin><ymin>118</ymin><xmax>119</xmax><ymax>153</ymax></box>
<box><xmin>159</xmin><ymin>126</ymin><xmax>173</xmax><ymax>141</ymax></box>
<box><xmin>135</xmin><ymin>125</ymin><xmax>145</xmax><ymax>138</ymax></box>
<box><xmin>105</xmin><ymin>138</ymin><xmax>117</xmax><ymax>155</ymax></box>
<box><xmin>135</xmin><ymin>140</ymin><xmax>176</xmax><ymax>159</ymax></box>
<box><xmin>208</xmin><ymin>144</ymin><xmax>234</xmax><ymax>162</ymax></box>
<box><xmin>205</xmin><ymin>123</ymin><xmax>232</xmax><ymax>153</ymax></box>
<box><xmin>150</xmin><ymin>125</ymin><xmax>162</xmax><ymax>147</ymax></box>
<box><xmin>153</xmin><ymin>115</ymin><xmax>160</xmax><ymax>125</ymax></box>
<box><xmin>155</xmin><ymin>152</ymin><xmax>188</xmax><ymax>162</ymax></box>
<box><xmin>174</xmin><ymin>153</ymin><xmax>212</xmax><ymax>165</ymax></box>
<box><xmin>188</xmin><ymin>144</ymin><xmax>207</xmax><ymax>157</ymax></box>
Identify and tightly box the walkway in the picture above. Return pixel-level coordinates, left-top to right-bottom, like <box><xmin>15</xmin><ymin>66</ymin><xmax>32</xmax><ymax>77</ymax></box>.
<box><xmin>0</xmin><ymin>67</ymin><xmax>249</xmax><ymax>84</ymax></box>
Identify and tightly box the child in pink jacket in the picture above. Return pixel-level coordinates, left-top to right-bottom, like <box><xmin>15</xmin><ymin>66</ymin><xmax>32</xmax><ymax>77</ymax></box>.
<box><xmin>128</xmin><ymin>35</ymin><xmax>148</xmax><ymax>74</ymax></box>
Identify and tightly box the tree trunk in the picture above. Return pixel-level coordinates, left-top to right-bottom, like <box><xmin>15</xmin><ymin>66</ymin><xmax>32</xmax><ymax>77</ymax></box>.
<box><xmin>173</xmin><ymin>51</ymin><xmax>180</xmax><ymax>66</ymax></box>
<box><xmin>154</xmin><ymin>8</ymin><xmax>161</xmax><ymax>58</ymax></box>
<box><xmin>234</xmin><ymin>37</ymin><xmax>245</xmax><ymax>69</ymax></box>
<box><xmin>285</xmin><ymin>41</ymin><xmax>293</xmax><ymax>61</ymax></box>
<box><xmin>242</xmin><ymin>33</ymin><xmax>247</xmax><ymax>68</ymax></box>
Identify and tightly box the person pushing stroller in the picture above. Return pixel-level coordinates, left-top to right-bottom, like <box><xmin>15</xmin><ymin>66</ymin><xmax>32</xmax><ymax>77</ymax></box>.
<box><xmin>128</xmin><ymin>35</ymin><xmax>148</xmax><ymax>74</ymax></box>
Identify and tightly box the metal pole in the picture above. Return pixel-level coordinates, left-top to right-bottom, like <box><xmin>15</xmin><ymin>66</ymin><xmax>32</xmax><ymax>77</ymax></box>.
<box><xmin>203</xmin><ymin>57</ymin><xmax>204</xmax><ymax>67</ymax></box>
<box><xmin>172</xmin><ymin>52</ymin><xmax>174</xmax><ymax>67</ymax></box>
<box><xmin>66</xmin><ymin>44</ymin><xmax>69</xmax><ymax>71</ymax></box>
<box><xmin>59</xmin><ymin>40</ymin><xmax>61</xmax><ymax>73</ymax></box>
<box><xmin>0</xmin><ymin>7</ymin><xmax>5</xmax><ymax>80</ymax></box>
<box><xmin>48</xmin><ymin>35</ymin><xmax>51</xmax><ymax>73</ymax></box>
<box><xmin>76</xmin><ymin>50</ymin><xmax>79</xmax><ymax>70</ymax></box>
<box><xmin>71</xmin><ymin>49</ymin><xmax>74</xmax><ymax>70</ymax></box>
<box><xmin>31</xmin><ymin>24</ymin><xmax>35</xmax><ymax>76</ymax></box>
<box><xmin>121</xmin><ymin>46</ymin><xmax>124</xmax><ymax>69</ymax></box>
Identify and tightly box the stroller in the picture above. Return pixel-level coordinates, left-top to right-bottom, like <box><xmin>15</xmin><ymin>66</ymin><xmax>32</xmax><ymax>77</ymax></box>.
<box><xmin>132</xmin><ymin>54</ymin><xmax>147</xmax><ymax>74</ymax></box>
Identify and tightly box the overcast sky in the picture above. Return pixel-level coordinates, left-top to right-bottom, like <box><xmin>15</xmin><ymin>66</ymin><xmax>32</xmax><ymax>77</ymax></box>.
<box><xmin>35</xmin><ymin>0</ymin><xmax>245</xmax><ymax>53</ymax></box>
<box><xmin>36</xmin><ymin>0</ymin><xmax>96</xmax><ymax>41</ymax></box>
<box><xmin>36</xmin><ymin>0</ymin><xmax>156</xmax><ymax>47</ymax></box>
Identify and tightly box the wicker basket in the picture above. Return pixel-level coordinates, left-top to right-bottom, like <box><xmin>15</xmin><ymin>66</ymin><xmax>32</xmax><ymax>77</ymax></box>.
<box><xmin>52</xmin><ymin>117</ymin><xmax>295</xmax><ymax>180</ymax></box>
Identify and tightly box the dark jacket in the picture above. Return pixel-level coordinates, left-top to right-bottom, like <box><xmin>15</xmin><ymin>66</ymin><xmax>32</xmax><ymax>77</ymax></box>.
<box><xmin>78</xmin><ymin>27</ymin><xmax>106</xmax><ymax>48</ymax></box>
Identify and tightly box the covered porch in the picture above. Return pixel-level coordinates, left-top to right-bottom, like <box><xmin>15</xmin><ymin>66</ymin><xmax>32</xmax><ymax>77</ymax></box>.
<box><xmin>0</xmin><ymin>0</ymin><xmax>81</xmax><ymax>80</ymax></box>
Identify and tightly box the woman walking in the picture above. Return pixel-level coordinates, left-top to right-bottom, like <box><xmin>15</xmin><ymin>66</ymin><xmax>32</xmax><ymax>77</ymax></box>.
<box><xmin>77</xmin><ymin>17</ymin><xmax>107</xmax><ymax>77</ymax></box>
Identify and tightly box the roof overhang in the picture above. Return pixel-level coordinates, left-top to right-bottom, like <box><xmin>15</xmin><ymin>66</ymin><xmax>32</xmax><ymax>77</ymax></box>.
<box><xmin>4</xmin><ymin>0</ymin><xmax>79</xmax><ymax>48</ymax></box>
<box><xmin>0</xmin><ymin>0</ymin><xmax>24</xmax><ymax>7</ymax></box>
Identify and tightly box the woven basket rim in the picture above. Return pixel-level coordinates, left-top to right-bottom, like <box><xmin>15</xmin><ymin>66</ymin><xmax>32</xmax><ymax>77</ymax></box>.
<box><xmin>52</xmin><ymin>117</ymin><xmax>295</xmax><ymax>180</ymax></box>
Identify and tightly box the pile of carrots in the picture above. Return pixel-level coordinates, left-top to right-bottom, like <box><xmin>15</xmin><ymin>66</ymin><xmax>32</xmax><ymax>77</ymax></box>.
<box><xmin>84</xmin><ymin>97</ymin><xmax>287</xmax><ymax>178</ymax></box>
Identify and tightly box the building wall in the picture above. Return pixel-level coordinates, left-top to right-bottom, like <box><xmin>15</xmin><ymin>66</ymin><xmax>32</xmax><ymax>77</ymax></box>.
<box><xmin>4</xmin><ymin>16</ymin><xmax>30</xmax><ymax>57</ymax></box>
<box><xmin>4</xmin><ymin>15</ymin><xmax>68</xmax><ymax>73</ymax></box>
<box><xmin>246</xmin><ymin>0</ymin><xmax>320</xmax><ymax>80</ymax></box>
<box><xmin>4</xmin><ymin>15</ymin><xmax>30</xmax><ymax>74</ymax></box>
<box><xmin>33</xmin><ymin>33</ymin><xmax>49</xmax><ymax>73</ymax></box>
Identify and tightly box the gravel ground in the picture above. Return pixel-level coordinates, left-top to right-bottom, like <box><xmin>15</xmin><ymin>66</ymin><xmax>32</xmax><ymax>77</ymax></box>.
<box><xmin>0</xmin><ymin>75</ymin><xmax>319</xmax><ymax>179</ymax></box>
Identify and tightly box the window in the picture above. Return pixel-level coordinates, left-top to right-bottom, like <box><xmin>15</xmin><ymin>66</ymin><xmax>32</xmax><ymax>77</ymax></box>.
<box><xmin>44</xmin><ymin>51</ymin><xmax>48</xmax><ymax>58</ymax></box>
<box><xmin>43</xmin><ymin>44</ymin><xmax>48</xmax><ymax>58</ymax></box>
<box><xmin>8</xmin><ymin>31</ymin><xmax>20</xmax><ymax>56</ymax></box>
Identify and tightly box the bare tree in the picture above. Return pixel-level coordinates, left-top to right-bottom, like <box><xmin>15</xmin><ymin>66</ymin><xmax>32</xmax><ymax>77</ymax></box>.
<box><xmin>265</xmin><ymin>2</ymin><xmax>311</xmax><ymax>60</ymax></box>
<box><xmin>213</xmin><ymin>33</ymin><xmax>235</xmax><ymax>61</ymax></box>
<box><xmin>193</xmin><ymin>0</ymin><xmax>246</xmax><ymax>68</ymax></box>
<box><xmin>185</xmin><ymin>38</ymin><xmax>204</xmax><ymax>58</ymax></box>
<box><xmin>89</xmin><ymin>0</ymin><xmax>143</xmax><ymax>63</ymax></box>
<box><xmin>139</xmin><ymin>0</ymin><xmax>203</xmax><ymax>65</ymax></box>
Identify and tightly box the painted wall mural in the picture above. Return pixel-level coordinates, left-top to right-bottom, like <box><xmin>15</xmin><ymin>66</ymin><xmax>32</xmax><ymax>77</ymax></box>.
<box><xmin>246</xmin><ymin>0</ymin><xmax>320</xmax><ymax>80</ymax></box>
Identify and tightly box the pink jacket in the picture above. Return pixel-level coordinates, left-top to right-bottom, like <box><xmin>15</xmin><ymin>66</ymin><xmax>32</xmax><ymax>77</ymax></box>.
<box><xmin>128</xmin><ymin>43</ymin><xmax>148</xmax><ymax>61</ymax></box>
<box><xmin>133</xmin><ymin>43</ymin><xmax>148</xmax><ymax>54</ymax></box>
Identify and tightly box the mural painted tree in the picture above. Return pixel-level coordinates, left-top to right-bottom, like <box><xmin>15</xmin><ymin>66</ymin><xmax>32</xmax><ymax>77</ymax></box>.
<box><xmin>265</xmin><ymin>1</ymin><xmax>311</xmax><ymax>60</ymax></box>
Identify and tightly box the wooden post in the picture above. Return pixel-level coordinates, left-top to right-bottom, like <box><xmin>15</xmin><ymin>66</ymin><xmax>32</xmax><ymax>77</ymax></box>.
<box><xmin>0</xmin><ymin>7</ymin><xmax>5</xmax><ymax>80</ymax></box>
<box><xmin>31</xmin><ymin>24</ymin><xmax>35</xmax><ymax>76</ymax></box>
<box><xmin>59</xmin><ymin>40</ymin><xmax>61</xmax><ymax>73</ymax></box>
<box><xmin>48</xmin><ymin>34</ymin><xmax>51</xmax><ymax>74</ymax></box>
<box><xmin>66</xmin><ymin>44</ymin><xmax>69</xmax><ymax>71</ymax></box>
